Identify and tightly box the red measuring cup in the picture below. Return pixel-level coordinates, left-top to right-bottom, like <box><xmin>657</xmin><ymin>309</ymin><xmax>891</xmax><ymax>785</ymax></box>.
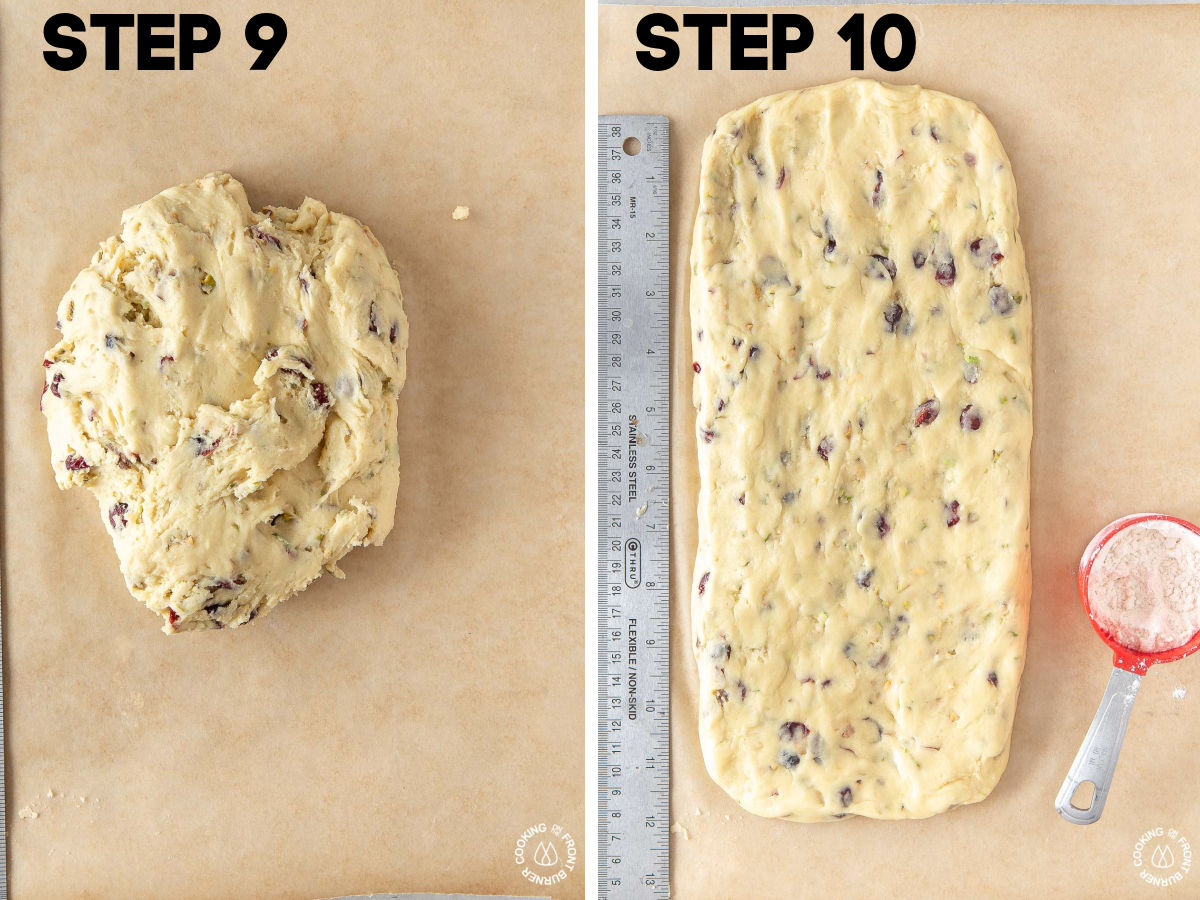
<box><xmin>1056</xmin><ymin>514</ymin><xmax>1200</xmax><ymax>825</ymax></box>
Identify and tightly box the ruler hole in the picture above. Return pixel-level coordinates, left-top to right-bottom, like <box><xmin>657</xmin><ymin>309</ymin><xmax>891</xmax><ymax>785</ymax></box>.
<box><xmin>622</xmin><ymin>137</ymin><xmax>642</xmax><ymax>157</ymax></box>
<box><xmin>1070</xmin><ymin>780</ymin><xmax>1096</xmax><ymax>810</ymax></box>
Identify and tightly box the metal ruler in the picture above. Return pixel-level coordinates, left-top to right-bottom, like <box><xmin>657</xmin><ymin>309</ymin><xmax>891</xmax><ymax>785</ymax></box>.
<box><xmin>596</xmin><ymin>115</ymin><xmax>670</xmax><ymax>900</ymax></box>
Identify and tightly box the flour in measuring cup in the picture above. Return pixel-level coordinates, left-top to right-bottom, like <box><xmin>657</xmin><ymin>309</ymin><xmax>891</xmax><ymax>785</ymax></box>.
<box><xmin>1088</xmin><ymin>520</ymin><xmax>1200</xmax><ymax>653</ymax></box>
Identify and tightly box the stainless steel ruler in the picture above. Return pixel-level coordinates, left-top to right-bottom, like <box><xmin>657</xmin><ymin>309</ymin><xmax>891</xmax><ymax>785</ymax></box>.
<box><xmin>596</xmin><ymin>115</ymin><xmax>670</xmax><ymax>900</ymax></box>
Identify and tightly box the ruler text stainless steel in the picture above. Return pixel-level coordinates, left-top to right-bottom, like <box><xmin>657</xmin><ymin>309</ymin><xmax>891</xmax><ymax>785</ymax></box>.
<box><xmin>597</xmin><ymin>115</ymin><xmax>670</xmax><ymax>900</ymax></box>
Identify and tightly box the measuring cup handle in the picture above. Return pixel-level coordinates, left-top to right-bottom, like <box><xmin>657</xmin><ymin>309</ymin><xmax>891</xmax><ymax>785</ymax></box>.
<box><xmin>1055</xmin><ymin>666</ymin><xmax>1143</xmax><ymax>825</ymax></box>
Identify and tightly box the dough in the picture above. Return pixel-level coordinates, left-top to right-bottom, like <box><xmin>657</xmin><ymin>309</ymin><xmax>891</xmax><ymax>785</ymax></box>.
<box><xmin>689</xmin><ymin>80</ymin><xmax>1032</xmax><ymax>820</ymax></box>
<box><xmin>42</xmin><ymin>173</ymin><xmax>408</xmax><ymax>633</ymax></box>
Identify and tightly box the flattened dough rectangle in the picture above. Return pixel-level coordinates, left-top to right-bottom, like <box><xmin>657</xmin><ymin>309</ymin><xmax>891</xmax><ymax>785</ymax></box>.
<box><xmin>689</xmin><ymin>79</ymin><xmax>1032</xmax><ymax>821</ymax></box>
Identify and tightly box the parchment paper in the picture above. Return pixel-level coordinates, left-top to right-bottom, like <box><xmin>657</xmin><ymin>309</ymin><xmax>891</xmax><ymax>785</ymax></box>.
<box><xmin>0</xmin><ymin>1</ymin><xmax>582</xmax><ymax>897</ymax></box>
<box><xmin>602</xmin><ymin>5</ymin><xmax>1200</xmax><ymax>896</ymax></box>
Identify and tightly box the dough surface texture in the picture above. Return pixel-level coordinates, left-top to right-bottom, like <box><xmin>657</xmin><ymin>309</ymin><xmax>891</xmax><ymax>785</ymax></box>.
<box><xmin>689</xmin><ymin>80</ymin><xmax>1032</xmax><ymax>820</ymax></box>
<box><xmin>43</xmin><ymin>173</ymin><xmax>408</xmax><ymax>633</ymax></box>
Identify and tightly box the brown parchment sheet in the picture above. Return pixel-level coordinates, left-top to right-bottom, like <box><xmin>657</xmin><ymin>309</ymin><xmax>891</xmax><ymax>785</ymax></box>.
<box><xmin>0</xmin><ymin>1</ymin><xmax>583</xmax><ymax>897</ymax></box>
<box><xmin>603</xmin><ymin>4</ymin><xmax>1200</xmax><ymax>897</ymax></box>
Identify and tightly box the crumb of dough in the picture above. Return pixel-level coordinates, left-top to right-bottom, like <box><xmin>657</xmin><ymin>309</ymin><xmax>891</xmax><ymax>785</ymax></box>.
<box><xmin>452</xmin><ymin>205</ymin><xmax>470</xmax><ymax>220</ymax></box>
<box><xmin>18</xmin><ymin>806</ymin><xmax>37</xmax><ymax>820</ymax></box>
<box><xmin>670</xmin><ymin>822</ymin><xmax>690</xmax><ymax>840</ymax></box>
<box><xmin>46</xmin><ymin>788</ymin><xmax>55</xmax><ymax>798</ymax></box>
<box><xmin>1174</xmin><ymin>686</ymin><xmax>1188</xmax><ymax>700</ymax></box>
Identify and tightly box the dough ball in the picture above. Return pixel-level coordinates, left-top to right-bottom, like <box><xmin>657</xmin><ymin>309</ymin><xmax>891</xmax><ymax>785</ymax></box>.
<box><xmin>42</xmin><ymin>172</ymin><xmax>408</xmax><ymax>632</ymax></box>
